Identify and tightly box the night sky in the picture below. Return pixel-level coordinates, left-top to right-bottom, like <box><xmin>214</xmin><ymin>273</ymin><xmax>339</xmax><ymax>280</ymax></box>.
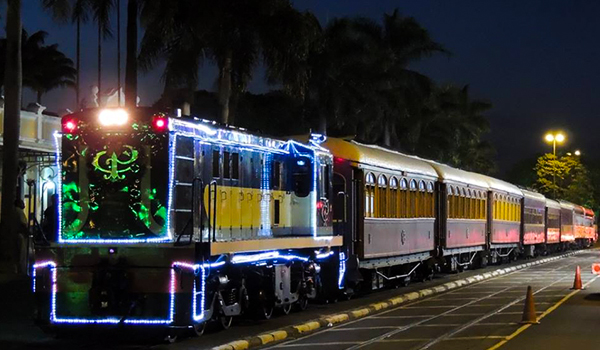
<box><xmin>17</xmin><ymin>0</ymin><xmax>600</xmax><ymax>174</ymax></box>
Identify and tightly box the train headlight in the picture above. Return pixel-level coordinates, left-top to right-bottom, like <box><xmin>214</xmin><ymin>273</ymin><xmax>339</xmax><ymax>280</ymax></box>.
<box><xmin>98</xmin><ymin>108</ymin><xmax>129</xmax><ymax>126</ymax></box>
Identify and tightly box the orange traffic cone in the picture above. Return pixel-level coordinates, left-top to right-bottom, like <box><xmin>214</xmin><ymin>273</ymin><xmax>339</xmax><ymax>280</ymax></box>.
<box><xmin>572</xmin><ymin>266</ymin><xmax>583</xmax><ymax>290</ymax></box>
<box><xmin>521</xmin><ymin>286</ymin><xmax>539</xmax><ymax>324</ymax></box>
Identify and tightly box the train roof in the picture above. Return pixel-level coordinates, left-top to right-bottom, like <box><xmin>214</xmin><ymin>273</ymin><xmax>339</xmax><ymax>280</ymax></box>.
<box><xmin>558</xmin><ymin>200</ymin><xmax>576</xmax><ymax>210</ymax></box>
<box><xmin>521</xmin><ymin>189</ymin><xmax>546</xmax><ymax>207</ymax></box>
<box><xmin>479</xmin><ymin>175</ymin><xmax>523</xmax><ymax>196</ymax></box>
<box><xmin>421</xmin><ymin>161</ymin><xmax>489</xmax><ymax>190</ymax></box>
<box><xmin>520</xmin><ymin>189</ymin><xmax>545</xmax><ymax>201</ymax></box>
<box><xmin>546</xmin><ymin>198</ymin><xmax>561</xmax><ymax>209</ymax></box>
<box><xmin>321</xmin><ymin>138</ymin><xmax>438</xmax><ymax>178</ymax></box>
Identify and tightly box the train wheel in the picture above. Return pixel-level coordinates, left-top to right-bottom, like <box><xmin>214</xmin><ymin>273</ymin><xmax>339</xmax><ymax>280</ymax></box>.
<box><xmin>281</xmin><ymin>303</ymin><xmax>292</xmax><ymax>315</ymax></box>
<box><xmin>190</xmin><ymin>322</ymin><xmax>207</xmax><ymax>337</ymax></box>
<box><xmin>296</xmin><ymin>296</ymin><xmax>309</xmax><ymax>311</ymax></box>
<box><xmin>164</xmin><ymin>330</ymin><xmax>178</xmax><ymax>344</ymax></box>
<box><xmin>257</xmin><ymin>304</ymin><xmax>274</xmax><ymax>320</ymax></box>
<box><xmin>219</xmin><ymin>315</ymin><xmax>233</xmax><ymax>330</ymax></box>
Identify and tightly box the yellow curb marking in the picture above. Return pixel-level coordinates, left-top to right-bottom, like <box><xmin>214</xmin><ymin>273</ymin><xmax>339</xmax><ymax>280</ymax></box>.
<box><xmin>325</xmin><ymin>314</ymin><xmax>349</xmax><ymax>324</ymax></box>
<box><xmin>293</xmin><ymin>321</ymin><xmax>320</xmax><ymax>333</ymax></box>
<box><xmin>351</xmin><ymin>308</ymin><xmax>369</xmax><ymax>318</ymax></box>
<box><xmin>230</xmin><ymin>340</ymin><xmax>250</xmax><ymax>350</ymax></box>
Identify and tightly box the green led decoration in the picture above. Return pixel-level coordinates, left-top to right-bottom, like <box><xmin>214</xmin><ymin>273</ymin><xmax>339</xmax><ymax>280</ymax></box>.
<box><xmin>92</xmin><ymin>145</ymin><xmax>139</xmax><ymax>181</ymax></box>
<box><xmin>60</xmin><ymin>114</ymin><xmax>169</xmax><ymax>241</ymax></box>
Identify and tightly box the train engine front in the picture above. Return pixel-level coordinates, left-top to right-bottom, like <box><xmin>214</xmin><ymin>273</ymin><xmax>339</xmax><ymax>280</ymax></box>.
<box><xmin>32</xmin><ymin>108</ymin><xmax>342</xmax><ymax>335</ymax></box>
<box><xmin>33</xmin><ymin>108</ymin><xmax>187</xmax><ymax>330</ymax></box>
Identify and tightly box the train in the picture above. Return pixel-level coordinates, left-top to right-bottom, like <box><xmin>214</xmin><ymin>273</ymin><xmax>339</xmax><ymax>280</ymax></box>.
<box><xmin>32</xmin><ymin>107</ymin><xmax>596</xmax><ymax>338</ymax></box>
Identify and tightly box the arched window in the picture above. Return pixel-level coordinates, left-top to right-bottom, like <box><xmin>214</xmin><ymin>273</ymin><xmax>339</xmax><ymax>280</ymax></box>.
<box><xmin>377</xmin><ymin>175</ymin><xmax>387</xmax><ymax>218</ymax></box>
<box><xmin>461</xmin><ymin>188</ymin><xmax>466</xmax><ymax>219</ymax></box>
<box><xmin>366</xmin><ymin>173</ymin><xmax>376</xmax><ymax>184</ymax></box>
<box><xmin>399</xmin><ymin>178</ymin><xmax>408</xmax><ymax>218</ymax></box>
<box><xmin>409</xmin><ymin>179</ymin><xmax>418</xmax><ymax>217</ymax></box>
<box><xmin>427</xmin><ymin>182</ymin><xmax>434</xmax><ymax>217</ymax></box>
<box><xmin>364</xmin><ymin>173</ymin><xmax>376</xmax><ymax>218</ymax></box>
<box><xmin>400</xmin><ymin>178</ymin><xmax>408</xmax><ymax>189</ymax></box>
<box><xmin>389</xmin><ymin>177</ymin><xmax>398</xmax><ymax>218</ymax></box>
<box><xmin>466</xmin><ymin>189</ymin><xmax>473</xmax><ymax>219</ymax></box>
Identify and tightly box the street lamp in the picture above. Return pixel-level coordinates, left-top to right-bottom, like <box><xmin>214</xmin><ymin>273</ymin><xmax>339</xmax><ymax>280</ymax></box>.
<box><xmin>574</xmin><ymin>150</ymin><xmax>581</xmax><ymax>156</ymax></box>
<box><xmin>544</xmin><ymin>132</ymin><xmax>565</xmax><ymax>156</ymax></box>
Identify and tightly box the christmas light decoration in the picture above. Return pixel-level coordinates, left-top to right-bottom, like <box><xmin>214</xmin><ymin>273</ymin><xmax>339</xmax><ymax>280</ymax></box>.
<box><xmin>338</xmin><ymin>252</ymin><xmax>346</xmax><ymax>289</ymax></box>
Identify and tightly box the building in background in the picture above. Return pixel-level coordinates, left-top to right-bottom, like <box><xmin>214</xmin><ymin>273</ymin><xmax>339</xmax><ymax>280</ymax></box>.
<box><xmin>0</xmin><ymin>101</ymin><xmax>61</xmax><ymax>231</ymax></box>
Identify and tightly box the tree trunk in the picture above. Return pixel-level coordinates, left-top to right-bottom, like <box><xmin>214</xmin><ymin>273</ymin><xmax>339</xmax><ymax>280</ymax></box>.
<box><xmin>76</xmin><ymin>17</ymin><xmax>80</xmax><ymax>109</ymax></box>
<box><xmin>218</xmin><ymin>50</ymin><xmax>232</xmax><ymax>124</ymax></box>
<box><xmin>383</xmin><ymin>114</ymin><xmax>391</xmax><ymax>147</ymax></box>
<box><xmin>97</xmin><ymin>23</ymin><xmax>102</xmax><ymax>104</ymax></box>
<box><xmin>117</xmin><ymin>0</ymin><xmax>121</xmax><ymax>105</ymax></box>
<box><xmin>317</xmin><ymin>114</ymin><xmax>327</xmax><ymax>135</ymax></box>
<box><xmin>228</xmin><ymin>88</ymin><xmax>239</xmax><ymax>126</ymax></box>
<box><xmin>124</xmin><ymin>0</ymin><xmax>137</xmax><ymax>108</ymax></box>
<box><xmin>0</xmin><ymin>0</ymin><xmax>22</xmax><ymax>268</ymax></box>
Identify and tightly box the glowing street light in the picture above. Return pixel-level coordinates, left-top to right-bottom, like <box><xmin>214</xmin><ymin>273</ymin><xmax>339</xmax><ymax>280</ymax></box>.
<box><xmin>544</xmin><ymin>132</ymin><xmax>565</xmax><ymax>156</ymax></box>
<box><xmin>574</xmin><ymin>150</ymin><xmax>581</xmax><ymax>156</ymax></box>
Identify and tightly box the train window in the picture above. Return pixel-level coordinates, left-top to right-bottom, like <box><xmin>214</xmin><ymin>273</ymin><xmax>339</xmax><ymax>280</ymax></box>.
<box><xmin>378</xmin><ymin>175</ymin><xmax>387</xmax><ymax>218</ymax></box>
<box><xmin>223</xmin><ymin>151</ymin><xmax>231</xmax><ymax>178</ymax></box>
<box><xmin>400</xmin><ymin>178</ymin><xmax>408</xmax><ymax>189</ymax></box>
<box><xmin>365</xmin><ymin>173</ymin><xmax>375</xmax><ymax>217</ymax></box>
<box><xmin>389</xmin><ymin>177</ymin><xmax>398</xmax><ymax>218</ymax></box>
<box><xmin>272</xmin><ymin>161</ymin><xmax>281</xmax><ymax>189</ymax></box>
<box><xmin>419</xmin><ymin>181</ymin><xmax>426</xmax><ymax>217</ymax></box>
<box><xmin>399</xmin><ymin>178</ymin><xmax>408</xmax><ymax>218</ymax></box>
<box><xmin>293</xmin><ymin>158</ymin><xmax>311</xmax><ymax>198</ymax></box>
<box><xmin>212</xmin><ymin>150</ymin><xmax>220</xmax><ymax>178</ymax></box>
<box><xmin>274</xmin><ymin>199</ymin><xmax>280</xmax><ymax>225</ymax></box>
<box><xmin>231</xmin><ymin>153</ymin><xmax>239</xmax><ymax>180</ymax></box>
<box><xmin>447</xmin><ymin>186</ymin><xmax>454</xmax><ymax>219</ymax></box>
<box><xmin>482</xmin><ymin>197</ymin><xmax>486</xmax><ymax>219</ymax></box>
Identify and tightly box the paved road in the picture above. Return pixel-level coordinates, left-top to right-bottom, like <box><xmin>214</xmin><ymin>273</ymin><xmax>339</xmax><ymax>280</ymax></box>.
<box><xmin>1</xmin><ymin>251</ymin><xmax>596</xmax><ymax>350</ymax></box>
<box><xmin>263</xmin><ymin>251</ymin><xmax>600</xmax><ymax>350</ymax></box>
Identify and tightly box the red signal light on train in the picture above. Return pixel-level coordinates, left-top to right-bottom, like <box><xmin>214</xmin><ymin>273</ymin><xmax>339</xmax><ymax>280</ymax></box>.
<box><xmin>62</xmin><ymin>117</ymin><xmax>78</xmax><ymax>133</ymax></box>
<box><xmin>152</xmin><ymin>115</ymin><xmax>168</xmax><ymax>132</ymax></box>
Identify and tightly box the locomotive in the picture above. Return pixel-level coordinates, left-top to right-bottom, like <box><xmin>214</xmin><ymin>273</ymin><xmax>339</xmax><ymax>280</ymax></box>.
<box><xmin>32</xmin><ymin>107</ymin><xmax>595</xmax><ymax>337</ymax></box>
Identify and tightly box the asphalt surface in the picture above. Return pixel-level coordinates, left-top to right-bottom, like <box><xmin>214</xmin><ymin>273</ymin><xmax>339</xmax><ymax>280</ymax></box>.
<box><xmin>1</xmin><ymin>250</ymin><xmax>597</xmax><ymax>350</ymax></box>
<box><xmin>263</xmin><ymin>250</ymin><xmax>600</xmax><ymax>350</ymax></box>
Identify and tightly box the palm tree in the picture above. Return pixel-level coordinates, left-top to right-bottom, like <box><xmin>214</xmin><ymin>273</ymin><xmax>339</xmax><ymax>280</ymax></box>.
<box><xmin>124</xmin><ymin>0</ymin><xmax>138</xmax><ymax>107</ymax></box>
<box><xmin>0</xmin><ymin>30</ymin><xmax>76</xmax><ymax>103</ymax></box>
<box><xmin>42</xmin><ymin>0</ymin><xmax>92</xmax><ymax>109</ymax></box>
<box><xmin>139</xmin><ymin>0</ymin><xmax>316</xmax><ymax>124</ymax></box>
<box><xmin>0</xmin><ymin>0</ymin><xmax>22</xmax><ymax>268</ymax></box>
<box><xmin>24</xmin><ymin>33</ymin><xmax>77</xmax><ymax>103</ymax></box>
<box><xmin>296</xmin><ymin>11</ymin><xmax>445</xmax><ymax>139</ymax></box>
<box><xmin>91</xmin><ymin>0</ymin><xmax>115</xmax><ymax>99</ymax></box>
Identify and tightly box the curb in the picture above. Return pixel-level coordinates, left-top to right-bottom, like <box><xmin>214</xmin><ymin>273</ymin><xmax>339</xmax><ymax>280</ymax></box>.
<box><xmin>211</xmin><ymin>250</ymin><xmax>583</xmax><ymax>350</ymax></box>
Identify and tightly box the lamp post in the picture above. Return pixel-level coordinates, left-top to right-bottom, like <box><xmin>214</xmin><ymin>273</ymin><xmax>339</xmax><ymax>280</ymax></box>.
<box><xmin>544</xmin><ymin>132</ymin><xmax>565</xmax><ymax>156</ymax></box>
<box><xmin>544</xmin><ymin>132</ymin><xmax>566</xmax><ymax>199</ymax></box>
